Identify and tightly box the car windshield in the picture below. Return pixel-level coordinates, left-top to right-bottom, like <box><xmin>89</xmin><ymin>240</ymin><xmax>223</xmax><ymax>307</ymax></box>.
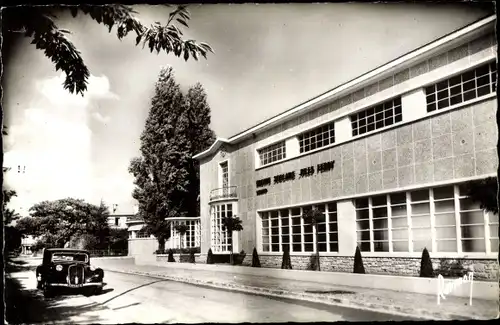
<box><xmin>51</xmin><ymin>253</ymin><xmax>88</xmax><ymax>263</ymax></box>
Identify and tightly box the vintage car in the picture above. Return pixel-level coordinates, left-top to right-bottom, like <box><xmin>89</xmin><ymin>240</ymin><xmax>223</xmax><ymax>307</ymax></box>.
<box><xmin>36</xmin><ymin>248</ymin><xmax>104</xmax><ymax>297</ymax></box>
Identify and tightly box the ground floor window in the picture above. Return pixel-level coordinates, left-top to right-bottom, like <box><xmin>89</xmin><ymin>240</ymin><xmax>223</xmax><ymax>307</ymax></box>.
<box><xmin>260</xmin><ymin>202</ymin><xmax>338</xmax><ymax>253</ymax></box>
<box><xmin>171</xmin><ymin>219</ymin><xmax>201</xmax><ymax>249</ymax></box>
<box><xmin>354</xmin><ymin>183</ymin><xmax>499</xmax><ymax>253</ymax></box>
<box><xmin>136</xmin><ymin>228</ymin><xmax>150</xmax><ymax>238</ymax></box>
<box><xmin>210</xmin><ymin>203</ymin><xmax>233</xmax><ymax>253</ymax></box>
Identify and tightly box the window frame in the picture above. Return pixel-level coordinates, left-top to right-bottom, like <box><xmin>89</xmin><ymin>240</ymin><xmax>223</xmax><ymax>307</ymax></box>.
<box><xmin>298</xmin><ymin>121</ymin><xmax>336</xmax><ymax>154</ymax></box>
<box><xmin>425</xmin><ymin>61</ymin><xmax>497</xmax><ymax>113</ymax></box>
<box><xmin>257</xmin><ymin>141</ymin><xmax>287</xmax><ymax>167</ymax></box>
<box><xmin>350</xmin><ymin>97</ymin><xmax>403</xmax><ymax>137</ymax></box>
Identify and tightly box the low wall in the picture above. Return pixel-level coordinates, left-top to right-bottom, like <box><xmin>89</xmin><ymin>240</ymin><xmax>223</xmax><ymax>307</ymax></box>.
<box><xmin>91</xmin><ymin>256</ymin><xmax>135</xmax><ymax>269</ymax></box>
<box><xmin>128</xmin><ymin>238</ymin><xmax>157</xmax><ymax>257</ymax></box>
<box><xmin>240</xmin><ymin>255</ymin><xmax>499</xmax><ymax>281</ymax></box>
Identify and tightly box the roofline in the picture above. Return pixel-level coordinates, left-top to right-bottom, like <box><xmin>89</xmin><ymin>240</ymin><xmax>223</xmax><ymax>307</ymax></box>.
<box><xmin>192</xmin><ymin>137</ymin><xmax>229</xmax><ymax>160</ymax></box>
<box><xmin>193</xmin><ymin>14</ymin><xmax>496</xmax><ymax>161</ymax></box>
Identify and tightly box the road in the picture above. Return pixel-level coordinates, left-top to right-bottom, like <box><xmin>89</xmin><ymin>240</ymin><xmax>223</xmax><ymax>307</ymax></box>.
<box><xmin>6</xmin><ymin>258</ymin><xmax>416</xmax><ymax>323</ymax></box>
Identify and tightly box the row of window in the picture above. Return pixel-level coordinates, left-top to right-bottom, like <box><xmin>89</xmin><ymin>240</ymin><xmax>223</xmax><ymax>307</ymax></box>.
<box><xmin>257</xmin><ymin>60</ymin><xmax>497</xmax><ymax>167</ymax></box>
<box><xmin>258</xmin><ymin>184</ymin><xmax>498</xmax><ymax>254</ymax></box>
<box><xmin>171</xmin><ymin>220</ymin><xmax>201</xmax><ymax>249</ymax></box>
<box><xmin>261</xmin><ymin>203</ymin><xmax>339</xmax><ymax>253</ymax></box>
<box><xmin>355</xmin><ymin>184</ymin><xmax>498</xmax><ymax>253</ymax></box>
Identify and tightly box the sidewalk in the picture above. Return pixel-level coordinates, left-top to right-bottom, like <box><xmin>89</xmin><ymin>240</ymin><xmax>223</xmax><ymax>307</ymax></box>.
<box><xmin>94</xmin><ymin>260</ymin><xmax>499</xmax><ymax>321</ymax></box>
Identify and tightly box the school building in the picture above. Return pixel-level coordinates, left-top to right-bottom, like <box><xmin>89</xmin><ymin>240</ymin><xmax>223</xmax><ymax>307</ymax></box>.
<box><xmin>193</xmin><ymin>15</ymin><xmax>498</xmax><ymax>280</ymax></box>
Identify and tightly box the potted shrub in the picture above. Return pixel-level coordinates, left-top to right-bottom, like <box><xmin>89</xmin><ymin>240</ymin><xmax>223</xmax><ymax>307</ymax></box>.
<box><xmin>281</xmin><ymin>246</ymin><xmax>292</xmax><ymax>269</ymax></box>
<box><xmin>207</xmin><ymin>248</ymin><xmax>214</xmax><ymax>264</ymax></box>
<box><xmin>167</xmin><ymin>249</ymin><xmax>175</xmax><ymax>262</ymax></box>
<box><xmin>353</xmin><ymin>246</ymin><xmax>365</xmax><ymax>274</ymax></box>
<box><xmin>420</xmin><ymin>247</ymin><xmax>434</xmax><ymax>278</ymax></box>
<box><xmin>251</xmin><ymin>247</ymin><xmax>261</xmax><ymax>267</ymax></box>
<box><xmin>189</xmin><ymin>248</ymin><xmax>196</xmax><ymax>263</ymax></box>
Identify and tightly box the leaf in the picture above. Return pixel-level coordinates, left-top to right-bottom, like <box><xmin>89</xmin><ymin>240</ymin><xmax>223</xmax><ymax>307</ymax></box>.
<box><xmin>176</xmin><ymin>18</ymin><xmax>189</xmax><ymax>28</ymax></box>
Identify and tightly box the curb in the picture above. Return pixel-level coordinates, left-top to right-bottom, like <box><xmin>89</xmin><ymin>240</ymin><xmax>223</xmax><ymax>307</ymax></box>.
<box><xmin>100</xmin><ymin>267</ymin><xmax>485</xmax><ymax>321</ymax></box>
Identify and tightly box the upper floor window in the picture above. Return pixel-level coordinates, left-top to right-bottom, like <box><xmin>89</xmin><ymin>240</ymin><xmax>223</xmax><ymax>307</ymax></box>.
<box><xmin>219</xmin><ymin>161</ymin><xmax>229</xmax><ymax>188</ymax></box>
<box><xmin>425</xmin><ymin>61</ymin><xmax>497</xmax><ymax>113</ymax></box>
<box><xmin>298</xmin><ymin>121</ymin><xmax>335</xmax><ymax>154</ymax></box>
<box><xmin>258</xmin><ymin>141</ymin><xmax>286</xmax><ymax>166</ymax></box>
<box><xmin>350</xmin><ymin>97</ymin><xmax>402</xmax><ymax>137</ymax></box>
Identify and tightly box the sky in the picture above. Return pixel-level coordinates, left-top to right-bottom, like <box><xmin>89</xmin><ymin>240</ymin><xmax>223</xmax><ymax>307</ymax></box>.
<box><xmin>2</xmin><ymin>3</ymin><xmax>493</xmax><ymax>216</ymax></box>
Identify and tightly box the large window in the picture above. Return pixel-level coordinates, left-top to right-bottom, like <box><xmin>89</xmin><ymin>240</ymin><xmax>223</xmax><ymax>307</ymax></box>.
<box><xmin>219</xmin><ymin>161</ymin><xmax>229</xmax><ymax>188</ymax></box>
<box><xmin>171</xmin><ymin>220</ymin><xmax>201</xmax><ymax>249</ymax></box>
<box><xmin>261</xmin><ymin>203</ymin><xmax>338</xmax><ymax>253</ymax></box>
<box><xmin>425</xmin><ymin>61</ymin><xmax>497</xmax><ymax>113</ymax></box>
<box><xmin>298</xmin><ymin>121</ymin><xmax>335</xmax><ymax>154</ymax></box>
<box><xmin>354</xmin><ymin>184</ymin><xmax>499</xmax><ymax>254</ymax></box>
<box><xmin>258</xmin><ymin>141</ymin><xmax>286</xmax><ymax>166</ymax></box>
<box><xmin>210</xmin><ymin>203</ymin><xmax>233</xmax><ymax>253</ymax></box>
<box><xmin>351</xmin><ymin>97</ymin><xmax>402</xmax><ymax>136</ymax></box>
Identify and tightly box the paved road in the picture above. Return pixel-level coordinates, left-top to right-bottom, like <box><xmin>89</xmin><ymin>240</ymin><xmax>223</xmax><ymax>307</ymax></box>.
<box><xmin>7</xmin><ymin>259</ymin><xmax>416</xmax><ymax>323</ymax></box>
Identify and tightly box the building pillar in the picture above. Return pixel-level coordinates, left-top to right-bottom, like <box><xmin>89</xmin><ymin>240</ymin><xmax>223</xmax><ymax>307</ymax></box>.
<box><xmin>337</xmin><ymin>199</ymin><xmax>357</xmax><ymax>256</ymax></box>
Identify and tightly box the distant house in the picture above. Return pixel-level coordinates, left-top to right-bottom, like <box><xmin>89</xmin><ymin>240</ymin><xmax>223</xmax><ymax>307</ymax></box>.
<box><xmin>107</xmin><ymin>215</ymin><xmax>129</xmax><ymax>229</ymax></box>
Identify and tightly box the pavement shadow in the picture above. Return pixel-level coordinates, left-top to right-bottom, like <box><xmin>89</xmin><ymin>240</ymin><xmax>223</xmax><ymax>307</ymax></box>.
<box><xmin>99</xmin><ymin>279</ymin><xmax>169</xmax><ymax>305</ymax></box>
<box><xmin>5</xmin><ymin>259</ymin><xmax>113</xmax><ymax>324</ymax></box>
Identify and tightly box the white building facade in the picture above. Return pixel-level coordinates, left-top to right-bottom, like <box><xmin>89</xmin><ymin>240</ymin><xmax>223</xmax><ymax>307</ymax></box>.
<box><xmin>194</xmin><ymin>16</ymin><xmax>498</xmax><ymax>280</ymax></box>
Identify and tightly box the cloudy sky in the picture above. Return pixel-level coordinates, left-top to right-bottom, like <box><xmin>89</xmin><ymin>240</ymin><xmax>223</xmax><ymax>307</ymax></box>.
<box><xmin>2</xmin><ymin>3</ymin><xmax>493</xmax><ymax>215</ymax></box>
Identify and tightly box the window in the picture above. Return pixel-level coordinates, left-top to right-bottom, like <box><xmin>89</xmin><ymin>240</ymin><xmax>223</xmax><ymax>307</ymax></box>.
<box><xmin>115</xmin><ymin>218</ymin><xmax>119</xmax><ymax>226</ymax></box>
<box><xmin>172</xmin><ymin>220</ymin><xmax>201</xmax><ymax>249</ymax></box>
<box><xmin>298</xmin><ymin>121</ymin><xmax>335</xmax><ymax>153</ymax></box>
<box><xmin>351</xmin><ymin>97</ymin><xmax>402</xmax><ymax>136</ymax></box>
<box><xmin>261</xmin><ymin>202</ymin><xmax>338</xmax><ymax>253</ymax></box>
<box><xmin>211</xmin><ymin>203</ymin><xmax>233</xmax><ymax>253</ymax></box>
<box><xmin>425</xmin><ymin>62</ymin><xmax>497</xmax><ymax>113</ymax></box>
<box><xmin>136</xmin><ymin>228</ymin><xmax>149</xmax><ymax>238</ymax></box>
<box><xmin>258</xmin><ymin>141</ymin><xmax>286</xmax><ymax>166</ymax></box>
<box><xmin>354</xmin><ymin>183</ymin><xmax>498</xmax><ymax>254</ymax></box>
<box><xmin>220</xmin><ymin>161</ymin><xmax>229</xmax><ymax>188</ymax></box>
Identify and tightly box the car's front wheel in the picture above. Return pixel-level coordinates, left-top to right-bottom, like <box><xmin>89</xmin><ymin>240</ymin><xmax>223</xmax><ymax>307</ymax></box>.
<box><xmin>94</xmin><ymin>286</ymin><xmax>103</xmax><ymax>295</ymax></box>
<box><xmin>42</xmin><ymin>282</ymin><xmax>54</xmax><ymax>298</ymax></box>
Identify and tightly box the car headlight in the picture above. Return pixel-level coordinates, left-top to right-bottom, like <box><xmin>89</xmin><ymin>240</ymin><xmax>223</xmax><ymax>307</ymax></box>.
<box><xmin>56</xmin><ymin>265</ymin><xmax>63</xmax><ymax>272</ymax></box>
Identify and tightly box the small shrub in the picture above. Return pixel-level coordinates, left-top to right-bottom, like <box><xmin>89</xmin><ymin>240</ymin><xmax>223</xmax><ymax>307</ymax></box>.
<box><xmin>251</xmin><ymin>247</ymin><xmax>261</xmax><ymax>267</ymax></box>
<box><xmin>420</xmin><ymin>247</ymin><xmax>434</xmax><ymax>278</ymax></box>
<box><xmin>353</xmin><ymin>246</ymin><xmax>365</xmax><ymax>274</ymax></box>
<box><xmin>281</xmin><ymin>247</ymin><xmax>292</xmax><ymax>269</ymax></box>
<box><xmin>207</xmin><ymin>248</ymin><xmax>214</xmax><ymax>264</ymax></box>
<box><xmin>167</xmin><ymin>249</ymin><xmax>175</xmax><ymax>262</ymax></box>
<box><xmin>189</xmin><ymin>249</ymin><xmax>196</xmax><ymax>263</ymax></box>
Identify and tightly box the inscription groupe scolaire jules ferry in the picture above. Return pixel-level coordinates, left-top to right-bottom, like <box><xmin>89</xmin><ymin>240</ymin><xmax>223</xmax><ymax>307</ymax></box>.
<box><xmin>255</xmin><ymin>160</ymin><xmax>336</xmax><ymax>196</ymax></box>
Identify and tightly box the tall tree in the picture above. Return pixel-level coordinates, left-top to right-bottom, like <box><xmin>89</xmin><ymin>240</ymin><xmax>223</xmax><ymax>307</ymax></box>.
<box><xmin>2</xmin><ymin>5</ymin><xmax>213</xmax><ymax>97</ymax></box>
<box><xmin>23</xmin><ymin>198</ymin><xmax>110</xmax><ymax>249</ymax></box>
<box><xmin>129</xmin><ymin>67</ymin><xmax>216</xmax><ymax>252</ymax></box>
<box><xmin>184</xmin><ymin>83</ymin><xmax>216</xmax><ymax>217</ymax></box>
<box><xmin>129</xmin><ymin>66</ymin><xmax>191</xmax><ymax>251</ymax></box>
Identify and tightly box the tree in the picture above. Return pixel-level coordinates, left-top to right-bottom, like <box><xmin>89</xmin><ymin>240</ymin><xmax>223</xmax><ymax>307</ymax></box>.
<box><xmin>464</xmin><ymin>177</ymin><xmax>498</xmax><ymax>215</ymax></box>
<box><xmin>129</xmin><ymin>66</ymin><xmax>216</xmax><ymax>252</ymax></box>
<box><xmin>252</xmin><ymin>247</ymin><xmax>261</xmax><ymax>268</ymax></box>
<box><xmin>221</xmin><ymin>215</ymin><xmax>243</xmax><ymax>265</ymax></box>
<box><xmin>353</xmin><ymin>246</ymin><xmax>366</xmax><ymax>274</ymax></box>
<box><xmin>129</xmin><ymin>66</ymin><xmax>190</xmax><ymax>251</ymax></box>
<box><xmin>2</xmin><ymin>5</ymin><xmax>214</xmax><ymax>97</ymax></box>
<box><xmin>174</xmin><ymin>223</ymin><xmax>189</xmax><ymax>250</ymax></box>
<box><xmin>302</xmin><ymin>207</ymin><xmax>324</xmax><ymax>271</ymax></box>
<box><xmin>420</xmin><ymin>247</ymin><xmax>434</xmax><ymax>278</ymax></box>
<box><xmin>184</xmin><ymin>83</ymin><xmax>217</xmax><ymax>217</ymax></box>
<box><xmin>25</xmin><ymin>198</ymin><xmax>110</xmax><ymax>249</ymax></box>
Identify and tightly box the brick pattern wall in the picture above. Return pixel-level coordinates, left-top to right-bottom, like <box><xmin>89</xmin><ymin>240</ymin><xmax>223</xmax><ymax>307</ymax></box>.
<box><xmin>241</xmin><ymin>254</ymin><xmax>498</xmax><ymax>281</ymax></box>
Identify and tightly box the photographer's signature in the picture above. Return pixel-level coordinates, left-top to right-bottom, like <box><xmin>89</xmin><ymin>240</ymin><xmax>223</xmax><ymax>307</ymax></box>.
<box><xmin>437</xmin><ymin>271</ymin><xmax>474</xmax><ymax>306</ymax></box>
